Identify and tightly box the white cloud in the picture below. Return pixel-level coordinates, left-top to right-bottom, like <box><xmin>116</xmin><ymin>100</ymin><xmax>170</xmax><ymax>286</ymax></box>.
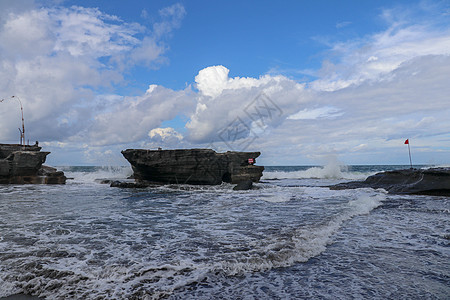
<box><xmin>1</xmin><ymin>2</ymin><xmax>449</xmax><ymax>166</ymax></box>
<box><xmin>258</xmin><ymin>54</ymin><xmax>450</xmax><ymax>164</ymax></box>
<box><xmin>81</xmin><ymin>85</ymin><xmax>195</xmax><ymax>146</ymax></box>
<box><xmin>184</xmin><ymin>5</ymin><xmax>450</xmax><ymax>164</ymax></box>
<box><xmin>0</xmin><ymin>3</ymin><xmax>186</xmax><ymax>148</ymax></box>
<box><xmin>153</xmin><ymin>3</ymin><xmax>186</xmax><ymax>38</ymax></box>
<box><xmin>287</xmin><ymin>106</ymin><xmax>343</xmax><ymax>120</ymax></box>
<box><xmin>187</xmin><ymin>65</ymin><xmax>310</xmax><ymax>143</ymax></box>
<box><xmin>149</xmin><ymin>127</ymin><xmax>183</xmax><ymax>140</ymax></box>
<box><xmin>311</xmin><ymin>13</ymin><xmax>450</xmax><ymax>92</ymax></box>
<box><xmin>336</xmin><ymin>21</ymin><xmax>351</xmax><ymax>29</ymax></box>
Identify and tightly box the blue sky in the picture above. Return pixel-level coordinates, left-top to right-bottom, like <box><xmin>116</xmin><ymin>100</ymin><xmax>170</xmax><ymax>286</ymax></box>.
<box><xmin>64</xmin><ymin>0</ymin><xmax>402</xmax><ymax>91</ymax></box>
<box><xmin>1</xmin><ymin>0</ymin><xmax>449</xmax><ymax>166</ymax></box>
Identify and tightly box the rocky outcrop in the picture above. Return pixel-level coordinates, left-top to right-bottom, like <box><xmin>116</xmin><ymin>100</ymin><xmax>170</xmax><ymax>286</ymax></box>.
<box><xmin>121</xmin><ymin>149</ymin><xmax>264</xmax><ymax>185</ymax></box>
<box><xmin>0</xmin><ymin>143</ymin><xmax>66</xmax><ymax>184</ymax></box>
<box><xmin>330</xmin><ymin>167</ymin><xmax>450</xmax><ymax>196</ymax></box>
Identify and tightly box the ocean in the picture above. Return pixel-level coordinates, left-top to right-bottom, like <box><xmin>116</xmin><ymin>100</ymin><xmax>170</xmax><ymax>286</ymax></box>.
<box><xmin>0</xmin><ymin>165</ymin><xmax>448</xmax><ymax>299</ymax></box>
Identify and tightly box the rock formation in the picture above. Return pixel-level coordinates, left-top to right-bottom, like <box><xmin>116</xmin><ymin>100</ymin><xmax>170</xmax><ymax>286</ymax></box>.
<box><xmin>121</xmin><ymin>149</ymin><xmax>264</xmax><ymax>185</ymax></box>
<box><xmin>330</xmin><ymin>167</ymin><xmax>450</xmax><ymax>196</ymax></box>
<box><xmin>0</xmin><ymin>143</ymin><xmax>66</xmax><ymax>184</ymax></box>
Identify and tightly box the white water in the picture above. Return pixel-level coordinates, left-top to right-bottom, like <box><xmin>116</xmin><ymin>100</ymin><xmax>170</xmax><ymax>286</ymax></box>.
<box><xmin>60</xmin><ymin>166</ymin><xmax>133</xmax><ymax>184</ymax></box>
<box><xmin>0</xmin><ymin>166</ymin><xmax>448</xmax><ymax>299</ymax></box>
<box><xmin>262</xmin><ymin>163</ymin><xmax>370</xmax><ymax>180</ymax></box>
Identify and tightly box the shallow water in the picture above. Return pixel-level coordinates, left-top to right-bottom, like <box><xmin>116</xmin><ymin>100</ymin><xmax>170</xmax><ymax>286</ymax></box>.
<box><xmin>0</xmin><ymin>166</ymin><xmax>448</xmax><ymax>299</ymax></box>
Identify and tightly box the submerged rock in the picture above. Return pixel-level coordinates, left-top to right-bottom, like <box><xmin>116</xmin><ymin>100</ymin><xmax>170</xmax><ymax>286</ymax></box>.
<box><xmin>0</xmin><ymin>143</ymin><xmax>66</xmax><ymax>184</ymax></box>
<box><xmin>121</xmin><ymin>148</ymin><xmax>264</xmax><ymax>185</ymax></box>
<box><xmin>331</xmin><ymin>167</ymin><xmax>450</xmax><ymax>196</ymax></box>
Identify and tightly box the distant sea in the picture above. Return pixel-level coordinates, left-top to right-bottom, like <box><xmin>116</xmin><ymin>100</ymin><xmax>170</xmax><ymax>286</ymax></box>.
<box><xmin>0</xmin><ymin>165</ymin><xmax>448</xmax><ymax>299</ymax></box>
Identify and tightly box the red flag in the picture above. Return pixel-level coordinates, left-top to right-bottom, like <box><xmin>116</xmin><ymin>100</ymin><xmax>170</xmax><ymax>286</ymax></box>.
<box><xmin>404</xmin><ymin>139</ymin><xmax>409</xmax><ymax>144</ymax></box>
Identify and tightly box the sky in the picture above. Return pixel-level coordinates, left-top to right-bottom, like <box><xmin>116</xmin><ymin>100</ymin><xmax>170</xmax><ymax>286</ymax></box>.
<box><xmin>0</xmin><ymin>0</ymin><xmax>449</xmax><ymax>166</ymax></box>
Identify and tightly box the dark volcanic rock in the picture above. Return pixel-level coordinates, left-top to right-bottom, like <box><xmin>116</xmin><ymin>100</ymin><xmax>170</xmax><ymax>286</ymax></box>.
<box><xmin>0</xmin><ymin>143</ymin><xmax>41</xmax><ymax>158</ymax></box>
<box><xmin>110</xmin><ymin>180</ymin><xmax>156</xmax><ymax>188</ymax></box>
<box><xmin>331</xmin><ymin>167</ymin><xmax>450</xmax><ymax>196</ymax></box>
<box><xmin>121</xmin><ymin>148</ymin><xmax>264</xmax><ymax>185</ymax></box>
<box><xmin>0</xmin><ymin>143</ymin><xmax>66</xmax><ymax>184</ymax></box>
<box><xmin>233</xmin><ymin>180</ymin><xmax>253</xmax><ymax>190</ymax></box>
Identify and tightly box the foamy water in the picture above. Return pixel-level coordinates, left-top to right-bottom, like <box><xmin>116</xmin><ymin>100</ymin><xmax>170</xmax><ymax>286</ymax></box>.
<box><xmin>0</xmin><ymin>166</ymin><xmax>448</xmax><ymax>299</ymax></box>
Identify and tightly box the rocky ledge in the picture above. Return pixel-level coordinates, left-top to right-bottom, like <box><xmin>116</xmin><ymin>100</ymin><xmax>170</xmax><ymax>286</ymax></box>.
<box><xmin>121</xmin><ymin>148</ymin><xmax>264</xmax><ymax>186</ymax></box>
<box><xmin>0</xmin><ymin>143</ymin><xmax>66</xmax><ymax>184</ymax></box>
<box><xmin>330</xmin><ymin>167</ymin><xmax>450</xmax><ymax>196</ymax></box>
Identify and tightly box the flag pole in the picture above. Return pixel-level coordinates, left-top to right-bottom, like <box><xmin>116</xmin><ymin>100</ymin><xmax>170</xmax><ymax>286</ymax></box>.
<box><xmin>405</xmin><ymin>139</ymin><xmax>413</xmax><ymax>169</ymax></box>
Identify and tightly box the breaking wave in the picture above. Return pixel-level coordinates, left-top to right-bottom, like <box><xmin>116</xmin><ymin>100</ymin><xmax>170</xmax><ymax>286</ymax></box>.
<box><xmin>59</xmin><ymin>166</ymin><xmax>133</xmax><ymax>184</ymax></box>
<box><xmin>262</xmin><ymin>164</ymin><xmax>370</xmax><ymax>180</ymax></box>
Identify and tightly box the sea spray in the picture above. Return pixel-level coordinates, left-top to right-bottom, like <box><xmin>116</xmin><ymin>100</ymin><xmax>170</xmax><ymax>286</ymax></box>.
<box><xmin>262</xmin><ymin>165</ymin><xmax>369</xmax><ymax>180</ymax></box>
<box><xmin>60</xmin><ymin>166</ymin><xmax>133</xmax><ymax>184</ymax></box>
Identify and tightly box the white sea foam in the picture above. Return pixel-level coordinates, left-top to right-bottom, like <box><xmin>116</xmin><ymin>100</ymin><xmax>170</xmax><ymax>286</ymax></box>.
<box><xmin>61</xmin><ymin>166</ymin><xmax>133</xmax><ymax>184</ymax></box>
<box><xmin>262</xmin><ymin>166</ymin><xmax>369</xmax><ymax>180</ymax></box>
<box><xmin>216</xmin><ymin>188</ymin><xmax>386</xmax><ymax>275</ymax></box>
<box><xmin>0</xmin><ymin>171</ymin><xmax>388</xmax><ymax>298</ymax></box>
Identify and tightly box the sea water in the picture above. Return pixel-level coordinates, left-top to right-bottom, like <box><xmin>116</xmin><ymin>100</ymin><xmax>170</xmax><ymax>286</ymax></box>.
<box><xmin>0</xmin><ymin>165</ymin><xmax>448</xmax><ymax>299</ymax></box>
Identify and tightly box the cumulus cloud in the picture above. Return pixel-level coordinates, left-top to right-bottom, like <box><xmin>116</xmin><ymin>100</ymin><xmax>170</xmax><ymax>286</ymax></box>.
<box><xmin>149</xmin><ymin>127</ymin><xmax>183</xmax><ymax>141</ymax></box>
<box><xmin>186</xmin><ymin>65</ymin><xmax>311</xmax><ymax>144</ymax></box>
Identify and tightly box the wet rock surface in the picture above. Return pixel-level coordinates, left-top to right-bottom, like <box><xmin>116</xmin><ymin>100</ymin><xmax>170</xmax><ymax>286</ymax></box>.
<box><xmin>233</xmin><ymin>180</ymin><xmax>253</xmax><ymax>190</ymax></box>
<box><xmin>0</xmin><ymin>144</ymin><xmax>66</xmax><ymax>184</ymax></box>
<box><xmin>121</xmin><ymin>148</ymin><xmax>264</xmax><ymax>185</ymax></box>
<box><xmin>331</xmin><ymin>167</ymin><xmax>450</xmax><ymax>196</ymax></box>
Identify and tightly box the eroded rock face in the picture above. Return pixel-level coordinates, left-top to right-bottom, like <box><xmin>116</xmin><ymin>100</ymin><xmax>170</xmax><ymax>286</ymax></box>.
<box><xmin>121</xmin><ymin>149</ymin><xmax>264</xmax><ymax>185</ymax></box>
<box><xmin>0</xmin><ymin>144</ymin><xmax>66</xmax><ymax>184</ymax></box>
<box><xmin>331</xmin><ymin>168</ymin><xmax>450</xmax><ymax>196</ymax></box>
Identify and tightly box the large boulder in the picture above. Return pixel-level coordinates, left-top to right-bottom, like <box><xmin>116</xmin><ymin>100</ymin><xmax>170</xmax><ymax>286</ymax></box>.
<box><xmin>121</xmin><ymin>148</ymin><xmax>264</xmax><ymax>185</ymax></box>
<box><xmin>330</xmin><ymin>168</ymin><xmax>450</xmax><ymax>196</ymax></box>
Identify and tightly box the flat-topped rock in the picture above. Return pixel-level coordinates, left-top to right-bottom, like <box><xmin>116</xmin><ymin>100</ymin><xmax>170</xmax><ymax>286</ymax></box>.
<box><xmin>0</xmin><ymin>143</ymin><xmax>66</xmax><ymax>184</ymax></box>
<box><xmin>331</xmin><ymin>167</ymin><xmax>450</xmax><ymax>196</ymax></box>
<box><xmin>121</xmin><ymin>148</ymin><xmax>264</xmax><ymax>185</ymax></box>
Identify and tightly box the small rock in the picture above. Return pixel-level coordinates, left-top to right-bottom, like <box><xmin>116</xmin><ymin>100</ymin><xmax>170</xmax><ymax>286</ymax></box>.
<box><xmin>233</xmin><ymin>180</ymin><xmax>253</xmax><ymax>191</ymax></box>
<box><xmin>110</xmin><ymin>181</ymin><xmax>150</xmax><ymax>188</ymax></box>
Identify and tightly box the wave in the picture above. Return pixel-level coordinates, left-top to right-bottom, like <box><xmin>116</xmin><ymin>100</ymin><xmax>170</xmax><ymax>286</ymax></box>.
<box><xmin>0</xmin><ymin>179</ymin><xmax>387</xmax><ymax>298</ymax></box>
<box><xmin>262</xmin><ymin>165</ymin><xmax>370</xmax><ymax>180</ymax></box>
<box><xmin>59</xmin><ymin>166</ymin><xmax>133</xmax><ymax>184</ymax></box>
<box><xmin>216</xmin><ymin>188</ymin><xmax>386</xmax><ymax>276</ymax></box>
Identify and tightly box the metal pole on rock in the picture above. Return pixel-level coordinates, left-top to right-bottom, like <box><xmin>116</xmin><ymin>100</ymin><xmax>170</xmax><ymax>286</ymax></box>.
<box><xmin>405</xmin><ymin>139</ymin><xmax>412</xmax><ymax>169</ymax></box>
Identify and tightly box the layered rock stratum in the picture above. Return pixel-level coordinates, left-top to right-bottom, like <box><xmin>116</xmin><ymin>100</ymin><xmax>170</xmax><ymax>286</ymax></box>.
<box><xmin>331</xmin><ymin>167</ymin><xmax>450</xmax><ymax>196</ymax></box>
<box><xmin>0</xmin><ymin>143</ymin><xmax>66</xmax><ymax>184</ymax></box>
<box><xmin>121</xmin><ymin>149</ymin><xmax>264</xmax><ymax>185</ymax></box>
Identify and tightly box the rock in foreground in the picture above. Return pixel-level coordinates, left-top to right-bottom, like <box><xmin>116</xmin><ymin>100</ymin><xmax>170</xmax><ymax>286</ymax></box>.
<box><xmin>0</xmin><ymin>143</ymin><xmax>66</xmax><ymax>184</ymax></box>
<box><xmin>121</xmin><ymin>149</ymin><xmax>264</xmax><ymax>185</ymax></box>
<box><xmin>331</xmin><ymin>167</ymin><xmax>450</xmax><ymax>196</ymax></box>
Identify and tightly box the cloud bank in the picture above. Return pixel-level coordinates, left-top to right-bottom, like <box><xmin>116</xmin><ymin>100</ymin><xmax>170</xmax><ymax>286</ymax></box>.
<box><xmin>0</xmin><ymin>1</ymin><xmax>187</xmax><ymax>146</ymax></box>
<box><xmin>0</xmin><ymin>1</ymin><xmax>449</xmax><ymax>165</ymax></box>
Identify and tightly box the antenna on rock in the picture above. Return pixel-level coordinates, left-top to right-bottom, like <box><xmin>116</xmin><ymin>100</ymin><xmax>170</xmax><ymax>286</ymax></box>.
<box><xmin>0</xmin><ymin>96</ymin><xmax>26</xmax><ymax>146</ymax></box>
